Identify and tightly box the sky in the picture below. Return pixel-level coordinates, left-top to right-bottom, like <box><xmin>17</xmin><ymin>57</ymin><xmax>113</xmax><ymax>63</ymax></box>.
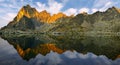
<box><xmin>0</xmin><ymin>0</ymin><xmax>120</xmax><ymax>28</ymax></box>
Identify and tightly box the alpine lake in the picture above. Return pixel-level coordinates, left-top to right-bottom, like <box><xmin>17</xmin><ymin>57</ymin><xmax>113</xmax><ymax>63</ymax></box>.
<box><xmin>0</xmin><ymin>33</ymin><xmax>120</xmax><ymax>65</ymax></box>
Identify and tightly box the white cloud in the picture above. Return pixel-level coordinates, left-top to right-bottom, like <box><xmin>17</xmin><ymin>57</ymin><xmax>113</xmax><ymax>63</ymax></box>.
<box><xmin>63</xmin><ymin>8</ymin><xmax>77</xmax><ymax>16</ymax></box>
<box><xmin>92</xmin><ymin>0</ymin><xmax>115</xmax><ymax>13</ymax></box>
<box><xmin>36</xmin><ymin>0</ymin><xmax>63</xmax><ymax>15</ymax></box>
<box><xmin>0</xmin><ymin>12</ymin><xmax>17</xmax><ymax>28</ymax></box>
<box><xmin>79</xmin><ymin>8</ymin><xmax>89</xmax><ymax>13</ymax></box>
<box><xmin>92</xmin><ymin>8</ymin><xmax>98</xmax><ymax>13</ymax></box>
<box><xmin>61</xmin><ymin>0</ymin><xmax>69</xmax><ymax>4</ymax></box>
<box><xmin>99</xmin><ymin>1</ymin><xmax>113</xmax><ymax>11</ymax></box>
<box><xmin>0</xmin><ymin>0</ymin><xmax>4</xmax><ymax>2</ymax></box>
<box><xmin>48</xmin><ymin>0</ymin><xmax>63</xmax><ymax>14</ymax></box>
<box><xmin>7</xmin><ymin>13</ymin><xmax>16</xmax><ymax>18</ymax></box>
<box><xmin>0</xmin><ymin>3</ymin><xmax>8</xmax><ymax>7</ymax></box>
<box><xmin>0</xmin><ymin>18</ymin><xmax>9</xmax><ymax>28</ymax></box>
<box><xmin>36</xmin><ymin>2</ymin><xmax>46</xmax><ymax>12</ymax></box>
<box><xmin>93</xmin><ymin>0</ymin><xmax>111</xmax><ymax>8</ymax></box>
<box><xmin>2</xmin><ymin>13</ymin><xmax>16</xmax><ymax>21</ymax></box>
<box><xmin>29</xmin><ymin>51</ymin><xmax>120</xmax><ymax>65</ymax></box>
<box><xmin>106</xmin><ymin>1</ymin><xmax>112</xmax><ymax>6</ymax></box>
<box><xmin>63</xmin><ymin>51</ymin><xmax>77</xmax><ymax>59</ymax></box>
<box><xmin>20</xmin><ymin>0</ymin><xmax>24</xmax><ymax>2</ymax></box>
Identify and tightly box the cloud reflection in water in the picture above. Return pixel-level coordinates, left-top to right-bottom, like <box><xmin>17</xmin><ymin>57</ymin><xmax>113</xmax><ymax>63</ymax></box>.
<box><xmin>0</xmin><ymin>37</ymin><xmax>120</xmax><ymax>65</ymax></box>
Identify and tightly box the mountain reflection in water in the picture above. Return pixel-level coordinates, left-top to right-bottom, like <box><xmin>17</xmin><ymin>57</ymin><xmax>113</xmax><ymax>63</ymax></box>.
<box><xmin>0</xmin><ymin>35</ymin><xmax>120</xmax><ymax>65</ymax></box>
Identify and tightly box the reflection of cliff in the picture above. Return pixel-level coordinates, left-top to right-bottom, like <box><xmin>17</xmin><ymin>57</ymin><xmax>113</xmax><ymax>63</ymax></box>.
<box><xmin>1</xmin><ymin>35</ymin><xmax>120</xmax><ymax>60</ymax></box>
<box><xmin>1</xmin><ymin>35</ymin><xmax>64</xmax><ymax>60</ymax></box>
<box><xmin>16</xmin><ymin>43</ymin><xmax>64</xmax><ymax>60</ymax></box>
<box><xmin>53</xmin><ymin>36</ymin><xmax>120</xmax><ymax>60</ymax></box>
<box><xmin>117</xmin><ymin>55</ymin><xmax>120</xmax><ymax>59</ymax></box>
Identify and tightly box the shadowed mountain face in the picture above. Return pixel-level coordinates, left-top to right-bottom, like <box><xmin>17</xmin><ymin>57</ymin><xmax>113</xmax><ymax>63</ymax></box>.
<box><xmin>1</xmin><ymin>5</ymin><xmax>120</xmax><ymax>33</ymax></box>
<box><xmin>12</xmin><ymin>4</ymin><xmax>67</xmax><ymax>23</ymax></box>
<box><xmin>1</xmin><ymin>5</ymin><xmax>67</xmax><ymax>31</ymax></box>
<box><xmin>1</xmin><ymin>35</ymin><xmax>120</xmax><ymax>61</ymax></box>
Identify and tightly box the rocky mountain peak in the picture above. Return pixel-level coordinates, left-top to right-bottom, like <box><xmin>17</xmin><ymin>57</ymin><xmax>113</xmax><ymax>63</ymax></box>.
<box><xmin>10</xmin><ymin>4</ymin><xmax>69</xmax><ymax>24</ymax></box>
<box><xmin>106</xmin><ymin>6</ymin><xmax>120</xmax><ymax>13</ymax></box>
<box><xmin>114</xmin><ymin>7</ymin><xmax>120</xmax><ymax>13</ymax></box>
<box><xmin>2</xmin><ymin>5</ymin><xmax>120</xmax><ymax>32</ymax></box>
<box><xmin>40</xmin><ymin>10</ymin><xmax>48</xmax><ymax>14</ymax></box>
<box><xmin>80</xmin><ymin>12</ymin><xmax>88</xmax><ymax>15</ymax></box>
<box><xmin>38</xmin><ymin>10</ymin><xmax>51</xmax><ymax>22</ymax></box>
<box><xmin>15</xmin><ymin>5</ymin><xmax>39</xmax><ymax>22</ymax></box>
<box><xmin>23</xmin><ymin>4</ymin><xmax>31</xmax><ymax>8</ymax></box>
<box><xmin>47</xmin><ymin>12</ymin><xmax>67</xmax><ymax>23</ymax></box>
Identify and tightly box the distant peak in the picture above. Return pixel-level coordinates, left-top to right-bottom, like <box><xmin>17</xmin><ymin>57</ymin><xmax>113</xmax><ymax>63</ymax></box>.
<box><xmin>80</xmin><ymin>12</ymin><xmax>88</xmax><ymax>15</ymax></box>
<box><xmin>16</xmin><ymin>4</ymin><xmax>38</xmax><ymax>22</ymax></box>
<box><xmin>40</xmin><ymin>10</ymin><xmax>48</xmax><ymax>14</ymax></box>
<box><xmin>42</xmin><ymin>10</ymin><xmax>47</xmax><ymax>12</ymax></box>
<box><xmin>39</xmin><ymin>10</ymin><xmax>50</xmax><ymax>16</ymax></box>
<box><xmin>23</xmin><ymin>4</ymin><xmax>31</xmax><ymax>8</ymax></box>
<box><xmin>21</xmin><ymin>4</ymin><xmax>34</xmax><ymax>12</ymax></box>
<box><xmin>114</xmin><ymin>7</ymin><xmax>120</xmax><ymax>13</ymax></box>
<box><xmin>111</xmin><ymin>6</ymin><xmax>118</xmax><ymax>11</ymax></box>
<box><xmin>53</xmin><ymin>12</ymin><xmax>66</xmax><ymax>17</ymax></box>
<box><xmin>111</xmin><ymin>6</ymin><xmax>116</xmax><ymax>9</ymax></box>
<box><xmin>107</xmin><ymin>6</ymin><xmax>120</xmax><ymax>13</ymax></box>
<box><xmin>58</xmin><ymin>12</ymin><xmax>66</xmax><ymax>15</ymax></box>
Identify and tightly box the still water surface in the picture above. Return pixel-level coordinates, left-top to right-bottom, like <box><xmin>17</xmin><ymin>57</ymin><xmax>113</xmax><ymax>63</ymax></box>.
<box><xmin>0</xmin><ymin>35</ymin><xmax>120</xmax><ymax>65</ymax></box>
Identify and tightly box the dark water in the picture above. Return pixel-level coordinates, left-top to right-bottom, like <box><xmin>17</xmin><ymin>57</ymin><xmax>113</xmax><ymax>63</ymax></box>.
<box><xmin>0</xmin><ymin>35</ymin><xmax>120</xmax><ymax>65</ymax></box>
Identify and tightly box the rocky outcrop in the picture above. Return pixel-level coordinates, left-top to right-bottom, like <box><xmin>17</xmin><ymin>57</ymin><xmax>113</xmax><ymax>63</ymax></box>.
<box><xmin>1</xmin><ymin>5</ymin><xmax>68</xmax><ymax>31</ymax></box>
<box><xmin>15</xmin><ymin>5</ymin><xmax>39</xmax><ymax>22</ymax></box>
<box><xmin>1</xmin><ymin>5</ymin><xmax>120</xmax><ymax>33</ymax></box>
<box><xmin>47</xmin><ymin>12</ymin><xmax>67</xmax><ymax>23</ymax></box>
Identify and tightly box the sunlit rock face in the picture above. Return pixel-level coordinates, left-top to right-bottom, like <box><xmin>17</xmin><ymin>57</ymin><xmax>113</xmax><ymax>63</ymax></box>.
<box><xmin>2</xmin><ymin>5</ymin><xmax>41</xmax><ymax>30</ymax></box>
<box><xmin>38</xmin><ymin>11</ymin><xmax>67</xmax><ymax>23</ymax></box>
<box><xmin>1</xmin><ymin>5</ymin><xmax>68</xmax><ymax>31</ymax></box>
<box><xmin>38</xmin><ymin>10</ymin><xmax>51</xmax><ymax>22</ymax></box>
<box><xmin>117</xmin><ymin>55</ymin><xmax>120</xmax><ymax>58</ymax></box>
<box><xmin>16</xmin><ymin>5</ymin><xmax>39</xmax><ymax>22</ymax></box>
<box><xmin>47</xmin><ymin>12</ymin><xmax>67</xmax><ymax>23</ymax></box>
<box><xmin>112</xmin><ymin>7</ymin><xmax>120</xmax><ymax>13</ymax></box>
<box><xmin>1</xmin><ymin>5</ymin><xmax>120</xmax><ymax>33</ymax></box>
<box><xmin>14</xmin><ymin>43</ymin><xmax>64</xmax><ymax>60</ymax></box>
<box><xmin>13</xmin><ymin>4</ymin><xmax>67</xmax><ymax>23</ymax></box>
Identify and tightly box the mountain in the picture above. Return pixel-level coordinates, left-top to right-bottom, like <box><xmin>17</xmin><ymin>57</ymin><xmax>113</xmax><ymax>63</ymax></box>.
<box><xmin>44</xmin><ymin>7</ymin><xmax>120</xmax><ymax>33</ymax></box>
<box><xmin>15</xmin><ymin>4</ymin><xmax>67</xmax><ymax>23</ymax></box>
<box><xmin>1</xmin><ymin>5</ymin><xmax>68</xmax><ymax>32</ymax></box>
<box><xmin>38</xmin><ymin>10</ymin><xmax>51</xmax><ymax>22</ymax></box>
<box><xmin>1</xmin><ymin>5</ymin><xmax>42</xmax><ymax>31</ymax></box>
<box><xmin>15</xmin><ymin>5</ymin><xmax>39</xmax><ymax>22</ymax></box>
<box><xmin>47</xmin><ymin>12</ymin><xmax>67</xmax><ymax>23</ymax></box>
<box><xmin>1</xmin><ymin>5</ymin><xmax>120</xmax><ymax>34</ymax></box>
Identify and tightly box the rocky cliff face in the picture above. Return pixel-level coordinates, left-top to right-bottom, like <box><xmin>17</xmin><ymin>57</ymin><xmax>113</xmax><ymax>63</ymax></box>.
<box><xmin>15</xmin><ymin>4</ymin><xmax>67</xmax><ymax>23</ymax></box>
<box><xmin>1</xmin><ymin>5</ymin><xmax>120</xmax><ymax>33</ymax></box>
<box><xmin>47</xmin><ymin>12</ymin><xmax>67</xmax><ymax>23</ymax></box>
<box><xmin>16</xmin><ymin>5</ymin><xmax>39</xmax><ymax>22</ymax></box>
<box><xmin>38</xmin><ymin>10</ymin><xmax>51</xmax><ymax>22</ymax></box>
<box><xmin>1</xmin><ymin>5</ymin><xmax>68</xmax><ymax>31</ymax></box>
